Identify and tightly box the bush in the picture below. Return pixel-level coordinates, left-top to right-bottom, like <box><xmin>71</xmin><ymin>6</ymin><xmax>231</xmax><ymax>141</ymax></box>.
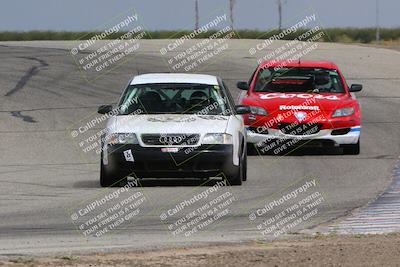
<box><xmin>0</xmin><ymin>28</ymin><xmax>399</xmax><ymax>43</ymax></box>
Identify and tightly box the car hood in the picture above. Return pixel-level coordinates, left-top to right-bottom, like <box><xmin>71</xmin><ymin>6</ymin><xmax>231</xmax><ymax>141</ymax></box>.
<box><xmin>107</xmin><ymin>114</ymin><xmax>229</xmax><ymax>134</ymax></box>
<box><xmin>247</xmin><ymin>92</ymin><xmax>356</xmax><ymax>112</ymax></box>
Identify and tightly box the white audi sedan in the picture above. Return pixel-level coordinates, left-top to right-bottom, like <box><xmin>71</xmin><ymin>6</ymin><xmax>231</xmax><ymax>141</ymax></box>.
<box><xmin>97</xmin><ymin>73</ymin><xmax>250</xmax><ymax>186</ymax></box>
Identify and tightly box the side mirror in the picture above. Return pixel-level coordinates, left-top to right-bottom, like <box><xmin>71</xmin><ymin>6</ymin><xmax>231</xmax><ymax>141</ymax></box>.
<box><xmin>237</xmin><ymin>81</ymin><xmax>250</xmax><ymax>90</ymax></box>
<box><xmin>349</xmin><ymin>84</ymin><xmax>363</xmax><ymax>92</ymax></box>
<box><xmin>235</xmin><ymin>105</ymin><xmax>251</xmax><ymax>114</ymax></box>
<box><xmin>98</xmin><ymin>105</ymin><xmax>113</xmax><ymax>114</ymax></box>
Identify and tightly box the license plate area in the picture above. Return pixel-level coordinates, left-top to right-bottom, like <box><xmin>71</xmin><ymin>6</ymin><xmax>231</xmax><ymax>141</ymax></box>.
<box><xmin>161</xmin><ymin>147</ymin><xmax>179</xmax><ymax>153</ymax></box>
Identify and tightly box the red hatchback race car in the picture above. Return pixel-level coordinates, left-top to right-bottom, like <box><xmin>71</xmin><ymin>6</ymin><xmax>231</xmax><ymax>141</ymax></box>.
<box><xmin>238</xmin><ymin>60</ymin><xmax>362</xmax><ymax>155</ymax></box>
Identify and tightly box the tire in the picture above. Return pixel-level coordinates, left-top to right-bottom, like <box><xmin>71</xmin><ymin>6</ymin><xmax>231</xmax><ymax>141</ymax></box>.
<box><xmin>227</xmin><ymin>147</ymin><xmax>244</xmax><ymax>186</ymax></box>
<box><xmin>100</xmin><ymin>152</ymin><xmax>127</xmax><ymax>187</ymax></box>
<box><xmin>242</xmin><ymin>147</ymin><xmax>247</xmax><ymax>182</ymax></box>
<box><xmin>247</xmin><ymin>143</ymin><xmax>257</xmax><ymax>155</ymax></box>
<box><xmin>100</xmin><ymin>160</ymin><xmax>113</xmax><ymax>187</ymax></box>
<box><xmin>341</xmin><ymin>140</ymin><xmax>360</xmax><ymax>155</ymax></box>
<box><xmin>227</xmin><ymin>168</ymin><xmax>242</xmax><ymax>186</ymax></box>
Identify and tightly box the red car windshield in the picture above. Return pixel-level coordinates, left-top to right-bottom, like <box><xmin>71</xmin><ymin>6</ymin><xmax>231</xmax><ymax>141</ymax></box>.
<box><xmin>253</xmin><ymin>67</ymin><xmax>346</xmax><ymax>93</ymax></box>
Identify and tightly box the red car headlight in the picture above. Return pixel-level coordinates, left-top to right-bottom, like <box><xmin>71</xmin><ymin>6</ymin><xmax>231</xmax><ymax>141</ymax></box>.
<box><xmin>332</xmin><ymin>107</ymin><xmax>355</xmax><ymax>118</ymax></box>
<box><xmin>249</xmin><ymin>106</ymin><xmax>268</xmax><ymax>116</ymax></box>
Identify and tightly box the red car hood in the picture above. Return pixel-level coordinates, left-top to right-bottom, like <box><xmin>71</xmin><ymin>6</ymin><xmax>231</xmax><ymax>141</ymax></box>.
<box><xmin>241</xmin><ymin>92</ymin><xmax>360</xmax><ymax>129</ymax></box>
<box><xmin>246</xmin><ymin>92</ymin><xmax>355</xmax><ymax>112</ymax></box>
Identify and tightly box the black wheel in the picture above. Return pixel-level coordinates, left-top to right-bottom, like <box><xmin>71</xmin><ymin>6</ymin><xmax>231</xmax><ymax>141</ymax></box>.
<box><xmin>100</xmin><ymin>160</ymin><xmax>113</xmax><ymax>187</ymax></box>
<box><xmin>247</xmin><ymin>143</ymin><xmax>257</xmax><ymax>155</ymax></box>
<box><xmin>227</xmin><ymin>146</ymin><xmax>244</xmax><ymax>186</ymax></box>
<box><xmin>341</xmin><ymin>140</ymin><xmax>360</xmax><ymax>155</ymax></box>
<box><xmin>100</xmin><ymin>152</ymin><xmax>127</xmax><ymax>187</ymax></box>
<box><xmin>227</xmin><ymin>168</ymin><xmax>242</xmax><ymax>186</ymax></box>
<box><xmin>242</xmin><ymin>146</ymin><xmax>247</xmax><ymax>182</ymax></box>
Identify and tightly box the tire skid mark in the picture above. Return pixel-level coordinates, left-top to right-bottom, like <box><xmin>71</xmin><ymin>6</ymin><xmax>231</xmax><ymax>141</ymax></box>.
<box><xmin>10</xmin><ymin>111</ymin><xmax>36</xmax><ymax>123</ymax></box>
<box><xmin>5</xmin><ymin>57</ymin><xmax>50</xmax><ymax>123</ymax></box>
<box><xmin>4</xmin><ymin>56</ymin><xmax>49</xmax><ymax>97</ymax></box>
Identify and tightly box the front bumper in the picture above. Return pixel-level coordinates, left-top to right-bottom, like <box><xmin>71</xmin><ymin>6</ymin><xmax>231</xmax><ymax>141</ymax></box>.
<box><xmin>103</xmin><ymin>144</ymin><xmax>238</xmax><ymax>178</ymax></box>
<box><xmin>246</xmin><ymin>126</ymin><xmax>361</xmax><ymax>146</ymax></box>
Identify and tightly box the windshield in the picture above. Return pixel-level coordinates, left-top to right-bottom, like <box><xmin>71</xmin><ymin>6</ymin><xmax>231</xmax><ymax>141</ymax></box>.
<box><xmin>118</xmin><ymin>83</ymin><xmax>231</xmax><ymax>115</ymax></box>
<box><xmin>254</xmin><ymin>67</ymin><xmax>346</xmax><ymax>93</ymax></box>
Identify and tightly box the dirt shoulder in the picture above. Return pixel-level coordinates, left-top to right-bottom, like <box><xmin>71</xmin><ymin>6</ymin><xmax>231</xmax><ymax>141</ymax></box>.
<box><xmin>359</xmin><ymin>42</ymin><xmax>400</xmax><ymax>52</ymax></box>
<box><xmin>3</xmin><ymin>234</ymin><xmax>400</xmax><ymax>267</ymax></box>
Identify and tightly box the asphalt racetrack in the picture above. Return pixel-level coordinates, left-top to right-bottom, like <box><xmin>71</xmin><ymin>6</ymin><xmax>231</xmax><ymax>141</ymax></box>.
<box><xmin>0</xmin><ymin>40</ymin><xmax>399</xmax><ymax>255</ymax></box>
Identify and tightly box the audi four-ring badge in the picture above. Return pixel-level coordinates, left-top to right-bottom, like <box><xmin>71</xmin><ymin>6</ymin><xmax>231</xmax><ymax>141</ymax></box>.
<box><xmin>98</xmin><ymin>73</ymin><xmax>251</xmax><ymax>187</ymax></box>
<box><xmin>237</xmin><ymin>60</ymin><xmax>362</xmax><ymax>155</ymax></box>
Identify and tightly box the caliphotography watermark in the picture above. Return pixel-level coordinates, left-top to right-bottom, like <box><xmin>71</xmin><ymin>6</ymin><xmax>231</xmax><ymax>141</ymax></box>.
<box><xmin>70</xmin><ymin>8</ymin><xmax>148</xmax><ymax>81</ymax></box>
<box><xmin>248</xmin><ymin>11</ymin><xmax>326</xmax><ymax>66</ymax></box>
<box><xmin>159</xmin><ymin>178</ymin><xmax>237</xmax><ymax>238</ymax></box>
<box><xmin>68</xmin><ymin>97</ymin><xmax>144</xmax><ymax>157</ymax></box>
<box><xmin>68</xmin><ymin>180</ymin><xmax>146</xmax><ymax>238</ymax></box>
<box><xmin>248</xmin><ymin>177</ymin><xmax>328</xmax><ymax>239</ymax></box>
<box><xmin>151</xmin><ymin>96</ymin><xmax>233</xmax><ymax>166</ymax></box>
<box><xmin>159</xmin><ymin>9</ymin><xmax>238</xmax><ymax>72</ymax></box>
<box><xmin>247</xmin><ymin>97</ymin><xmax>330</xmax><ymax>155</ymax></box>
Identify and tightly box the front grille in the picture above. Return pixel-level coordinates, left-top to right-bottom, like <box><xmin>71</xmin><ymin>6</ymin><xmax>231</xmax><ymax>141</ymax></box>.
<box><xmin>141</xmin><ymin>134</ymin><xmax>200</xmax><ymax>146</ymax></box>
<box><xmin>331</xmin><ymin>128</ymin><xmax>351</xmax><ymax>136</ymax></box>
<box><xmin>278</xmin><ymin>123</ymin><xmax>322</xmax><ymax>135</ymax></box>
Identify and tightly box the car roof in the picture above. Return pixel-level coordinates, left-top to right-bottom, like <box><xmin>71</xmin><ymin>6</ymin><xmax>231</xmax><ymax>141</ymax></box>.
<box><xmin>130</xmin><ymin>73</ymin><xmax>219</xmax><ymax>86</ymax></box>
<box><xmin>260</xmin><ymin>60</ymin><xmax>339</xmax><ymax>70</ymax></box>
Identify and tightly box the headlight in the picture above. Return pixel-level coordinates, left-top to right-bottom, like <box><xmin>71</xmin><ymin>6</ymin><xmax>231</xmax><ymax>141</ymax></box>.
<box><xmin>332</xmin><ymin>107</ymin><xmax>355</xmax><ymax>118</ymax></box>
<box><xmin>250</xmin><ymin>106</ymin><xmax>268</xmax><ymax>116</ymax></box>
<box><xmin>202</xmin><ymin>133</ymin><xmax>233</xmax><ymax>144</ymax></box>
<box><xmin>107</xmin><ymin>133</ymin><xmax>138</xmax><ymax>145</ymax></box>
